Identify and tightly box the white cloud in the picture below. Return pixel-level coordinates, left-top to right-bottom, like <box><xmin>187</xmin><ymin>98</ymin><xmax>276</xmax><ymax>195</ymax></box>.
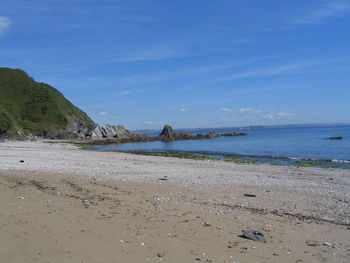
<box><xmin>263</xmin><ymin>114</ymin><xmax>275</xmax><ymax>120</ymax></box>
<box><xmin>291</xmin><ymin>1</ymin><xmax>350</xmax><ymax>25</ymax></box>
<box><xmin>264</xmin><ymin>109</ymin><xmax>295</xmax><ymax>120</ymax></box>
<box><xmin>145</xmin><ymin>121</ymin><xmax>165</xmax><ymax>126</ymax></box>
<box><xmin>276</xmin><ymin>109</ymin><xmax>295</xmax><ymax>117</ymax></box>
<box><xmin>238</xmin><ymin>107</ymin><xmax>254</xmax><ymax>113</ymax></box>
<box><xmin>98</xmin><ymin>111</ymin><xmax>108</xmax><ymax>116</ymax></box>
<box><xmin>221</xmin><ymin>107</ymin><xmax>261</xmax><ymax>113</ymax></box>
<box><xmin>221</xmin><ymin>107</ymin><xmax>295</xmax><ymax>121</ymax></box>
<box><xmin>221</xmin><ymin>108</ymin><xmax>235</xmax><ymax>112</ymax></box>
<box><xmin>0</xmin><ymin>16</ymin><xmax>10</xmax><ymax>35</ymax></box>
<box><xmin>180</xmin><ymin>108</ymin><xmax>190</xmax><ymax>112</ymax></box>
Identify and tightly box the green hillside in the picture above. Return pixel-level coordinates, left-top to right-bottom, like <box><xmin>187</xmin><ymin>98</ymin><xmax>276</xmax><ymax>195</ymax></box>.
<box><xmin>0</xmin><ymin>68</ymin><xmax>94</xmax><ymax>136</ymax></box>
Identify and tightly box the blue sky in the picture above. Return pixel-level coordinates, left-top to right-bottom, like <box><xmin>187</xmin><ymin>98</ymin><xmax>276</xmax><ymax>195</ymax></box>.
<box><xmin>1</xmin><ymin>0</ymin><xmax>350</xmax><ymax>129</ymax></box>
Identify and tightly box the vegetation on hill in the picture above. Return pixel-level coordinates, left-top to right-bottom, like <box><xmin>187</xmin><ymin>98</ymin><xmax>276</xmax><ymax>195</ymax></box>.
<box><xmin>0</xmin><ymin>68</ymin><xmax>94</xmax><ymax>136</ymax></box>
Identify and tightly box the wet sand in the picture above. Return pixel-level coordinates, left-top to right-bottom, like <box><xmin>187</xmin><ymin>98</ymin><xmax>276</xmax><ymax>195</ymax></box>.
<box><xmin>0</xmin><ymin>141</ymin><xmax>349</xmax><ymax>262</ymax></box>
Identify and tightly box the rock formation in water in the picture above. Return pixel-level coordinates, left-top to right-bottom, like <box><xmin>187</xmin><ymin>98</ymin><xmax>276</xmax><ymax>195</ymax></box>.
<box><xmin>158</xmin><ymin>125</ymin><xmax>247</xmax><ymax>141</ymax></box>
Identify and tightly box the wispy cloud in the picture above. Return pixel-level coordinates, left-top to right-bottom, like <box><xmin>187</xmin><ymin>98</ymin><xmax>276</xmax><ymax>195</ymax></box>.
<box><xmin>98</xmin><ymin>111</ymin><xmax>109</xmax><ymax>116</ymax></box>
<box><xmin>291</xmin><ymin>1</ymin><xmax>350</xmax><ymax>25</ymax></box>
<box><xmin>98</xmin><ymin>47</ymin><xmax>188</xmax><ymax>64</ymax></box>
<box><xmin>145</xmin><ymin>121</ymin><xmax>165</xmax><ymax>126</ymax></box>
<box><xmin>221</xmin><ymin>107</ymin><xmax>296</xmax><ymax>121</ymax></box>
<box><xmin>0</xmin><ymin>16</ymin><xmax>10</xmax><ymax>35</ymax></box>
<box><xmin>221</xmin><ymin>107</ymin><xmax>261</xmax><ymax>113</ymax></box>
<box><xmin>93</xmin><ymin>56</ymin><xmax>273</xmax><ymax>88</ymax></box>
<box><xmin>212</xmin><ymin>61</ymin><xmax>319</xmax><ymax>83</ymax></box>
<box><xmin>263</xmin><ymin>109</ymin><xmax>295</xmax><ymax>120</ymax></box>
<box><xmin>180</xmin><ymin>108</ymin><xmax>190</xmax><ymax>112</ymax></box>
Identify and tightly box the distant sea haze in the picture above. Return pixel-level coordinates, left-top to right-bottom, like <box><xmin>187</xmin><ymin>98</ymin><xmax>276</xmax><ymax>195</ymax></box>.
<box><xmin>91</xmin><ymin>124</ymin><xmax>350</xmax><ymax>167</ymax></box>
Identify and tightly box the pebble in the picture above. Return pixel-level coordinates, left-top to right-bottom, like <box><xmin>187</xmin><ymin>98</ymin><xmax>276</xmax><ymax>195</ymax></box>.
<box><xmin>241</xmin><ymin>229</ymin><xmax>266</xmax><ymax>243</ymax></box>
<box><xmin>305</xmin><ymin>240</ymin><xmax>320</xmax><ymax>247</ymax></box>
<box><xmin>157</xmin><ymin>252</ymin><xmax>165</xmax><ymax>257</ymax></box>
<box><xmin>323</xmin><ymin>242</ymin><xmax>331</xmax><ymax>246</ymax></box>
<box><xmin>18</xmin><ymin>196</ymin><xmax>24</xmax><ymax>200</ymax></box>
<box><xmin>244</xmin><ymin>193</ymin><xmax>256</xmax><ymax>197</ymax></box>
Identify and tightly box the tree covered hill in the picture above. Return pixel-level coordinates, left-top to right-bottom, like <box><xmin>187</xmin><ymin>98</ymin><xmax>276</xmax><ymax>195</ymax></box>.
<box><xmin>0</xmin><ymin>67</ymin><xmax>95</xmax><ymax>137</ymax></box>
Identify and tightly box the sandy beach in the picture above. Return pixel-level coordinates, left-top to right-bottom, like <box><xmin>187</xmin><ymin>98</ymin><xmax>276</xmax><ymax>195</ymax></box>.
<box><xmin>0</xmin><ymin>141</ymin><xmax>349</xmax><ymax>262</ymax></box>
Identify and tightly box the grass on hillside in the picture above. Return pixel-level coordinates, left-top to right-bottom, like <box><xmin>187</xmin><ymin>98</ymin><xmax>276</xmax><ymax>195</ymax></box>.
<box><xmin>0</xmin><ymin>68</ymin><xmax>94</xmax><ymax>136</ymax></box>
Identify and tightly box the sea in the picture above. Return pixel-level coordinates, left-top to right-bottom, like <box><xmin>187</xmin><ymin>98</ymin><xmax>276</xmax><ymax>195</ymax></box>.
<box><xmin>89</xmin><ymin>124</ymin><xmax>350</xmax><ymax>168</ymax></box>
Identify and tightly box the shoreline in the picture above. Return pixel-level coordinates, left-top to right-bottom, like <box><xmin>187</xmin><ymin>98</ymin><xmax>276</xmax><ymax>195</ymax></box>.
<box><xmin>82</xmin><ymin>145</ymin><xmax>350</xmax><ymax>169</ymax></box>
<box><xmin>1</xmin><ymin>140</ymin><xmax>350</xmax><ymax>262</ymax></box>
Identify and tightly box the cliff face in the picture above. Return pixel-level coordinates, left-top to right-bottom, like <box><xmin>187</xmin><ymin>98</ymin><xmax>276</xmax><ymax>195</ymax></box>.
<box><xmin>90</xmin><ymin>125</ymin><xmax>131</xmax><ymax>138</ymax></box>
<box><xmin>0</xmin><ymin>68</ymin><xmax>95</xmax><ymax>138</ymax></box>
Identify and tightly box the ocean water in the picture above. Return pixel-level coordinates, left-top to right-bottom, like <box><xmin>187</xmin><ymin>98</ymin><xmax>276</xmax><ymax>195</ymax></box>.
<box><xmin>89</xmin><ymin>125</ymin><xmax>350</xmax><ymax>167</ymax></box>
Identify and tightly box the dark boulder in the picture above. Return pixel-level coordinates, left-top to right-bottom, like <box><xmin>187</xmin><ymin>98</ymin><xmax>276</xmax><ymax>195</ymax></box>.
<box><xmin>159</xmin><ymin>125</ymin><xmax>174</xmax><ymax>140</ymax></box>
<box><xmin>326</xmin><ymin>136</ymin><xmax>343</xmax><ymax>140</ymax></box>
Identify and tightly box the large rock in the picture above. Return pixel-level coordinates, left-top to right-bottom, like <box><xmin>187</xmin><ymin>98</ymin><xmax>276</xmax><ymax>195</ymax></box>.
<box><xmin>45</xmin><ymin>119</ymin><xmax>95</xmax><ymax>139</ymax></box>
<box><xmin>159</xmin><ymin>125</ymin><xmax>174</xmax><ymax>140</ymax></box>
<box><xmin>90</xmin><ymin>125</ymin><xmax>130</xmax><ymax>138</ymax></box>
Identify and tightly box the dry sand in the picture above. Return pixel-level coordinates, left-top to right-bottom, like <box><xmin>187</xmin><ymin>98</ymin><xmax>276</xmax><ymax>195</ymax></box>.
<box><xmin>0</xmin><ymin>141</ymin><xmax>349</xmax><ymax>262</ymax></box>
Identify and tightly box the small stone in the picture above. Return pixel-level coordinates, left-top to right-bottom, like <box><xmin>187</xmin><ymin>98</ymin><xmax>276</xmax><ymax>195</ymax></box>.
<box><xmin>18</xmin><ymin>196</ymin><xmax>24</xmax><ymax>200</ymax></box>
<box><xmin>19</xmin><ymin>160</ymin><xmax>24</xmax><ymax>163</ymax></box>
<box><xmin>241</xmin><ymin>229</ymin><xmax>266</xmax><ymax>243</ymax></box>
<box><xmin>157</xmin><ymin>252</ymin><xmax>165</xmax><ymax>257</ymax></box>
<box><xmin>323</xmin><ymin>242</ymin><xmax>331</xmax><ymax>246</ymax></box>
<box><xmin>158</xmin><ymin>177</ymin><xmax>168</xmax><ymax>181</ymax></box>
<box><xmin>244</xmin><ymin>193</ymin><xmax>256</xmax><ymax>197</ymax></box>
<box><xmin>305</xmin><ymin>240</ymin><xmax>320</xmax><ymax>247</ymax></box>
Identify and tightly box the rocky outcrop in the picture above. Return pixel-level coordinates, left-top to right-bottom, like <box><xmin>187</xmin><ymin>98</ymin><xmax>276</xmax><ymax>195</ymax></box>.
<box><xmin>158</xmin><ymin>125</ymin><xmax>247</xmax><ymax>141</ymax></box>
<box><xmin>90</xmin><ymin>125</ymin><xmax>131</xmax><ymax>138</ymax></box>
<box><xmin>35</xmin><ymin>121</ymin><xmax>132</xmax><ymax>140</ymax></box>
<box><xmin>222</xmin><ymin>132</ymin><xmax>247</xmax><ymax>136</ymax></box>
<box><xmin>159</xmin><ymin>125</ymin><xmax>175</xmax><ymax>140</ymax></box>
<box><xmin>44</xmin><ymin>119</ymin><xmax>95</xmax><ymax>139</ymax></box>
<box><xmin>326</xmin><ymin>136</ymin><xmax>343</xmax><ymax>140</ymax></box>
